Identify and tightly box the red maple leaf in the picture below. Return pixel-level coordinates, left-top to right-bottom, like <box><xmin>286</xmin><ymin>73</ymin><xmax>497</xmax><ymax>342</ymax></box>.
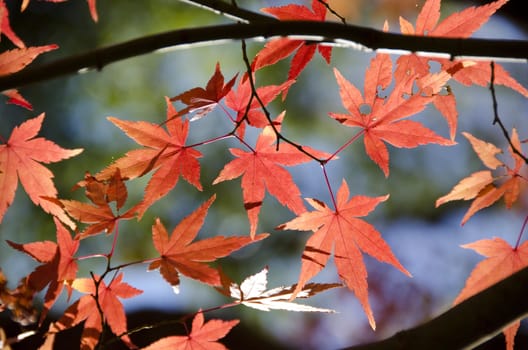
<box><xmin>0</xmin><ymin>44</ymin><xmax>58</xmax><ymax>109</ymax></box>
<box><xmin>2</xmin><ymin>89</ymin><xmax>32</xmax><ymax>110</ymax></box>
<box><xmin>54</xmin><ymin>169</ymin><xmax>135</xmax><ymax>238</ymax></box>
<box><xmin>0</xmin><ymin>45</ymin><xmax>58</xmax><ymax>76</ymax></box>
<box><xmin>329</xmin><ymin>54</ymin><xmax>454</xmax><ymax>177</ymax></box>
<box><xmin>0</xmin><ymin>0</ymin><xmax>25</xmax><ymax>48</ymax></box>
<box><xmin>148</xmin><ymin>195</ymin><xmax>268</xmax><ymax>291</ymax></box>
<box><xmin>96</xmin><ymin>97</ymin><xmax>202</xmax><ymax>218</ymax></box>
<box><xmin>0</xmin><ymin>114</ymin><xmax>83</xmax><ymax>227</ymax></box>
<box><xmin>171</xmin><ymin>62</ymin><xmax>237</xmax><ymax>120</ymax></box>
<box><xmin>252</xmin><ymin>0</ymin><xmax>331</xmax><ymax>82</ymax></box>
<box><xmin>454</xmin><ymin>238</ymin><xmax>528</xmax><ymax>350</ymax></box>
<box><xmin>277</xmin><ymin>180</ymin><xmax>411</xmax><ymax>329</ymax></box>
<box><xmin>87</xmin><ymin>0</ymin><xmax>98</xmax><ymax>22</ymax></box>
<box><xmin>7</xmin><ymin>217</ymin><xmax>79</xmax><ymax>324</ymax></box>
<box><xmin>50</xmin><ymin>273</ymin><xmax>142</xmax><ymax>350</ymax></box>
<box><xmin>213</xmin><ymin>113</ymin><xmax>329</xmax><ymax>237</ymax></box>
<box><xmin>436</xmin><ymin>129</ymin><xmax>526</xmax><ymax>224</ymax></box>
<box><xmin>143</xmin><ymin>311</ymin><xmax>239</xmax><ymax>350</ymax></box>
<box><xmin>397</xmin><ymin>0</ymin><xmax>527</xmax><ymax>98</ymax></box>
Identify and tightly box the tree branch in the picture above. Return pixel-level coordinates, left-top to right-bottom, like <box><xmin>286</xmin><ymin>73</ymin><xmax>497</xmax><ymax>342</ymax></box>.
<box><xmin>0</xmin><ymin>21</ymin><xmax>526</xmax><ymax>91</ymax></box>
<box><xmin>342</xmin><ymin>265</ymin><xmax>528</xmax><ymax>350</ymax></box>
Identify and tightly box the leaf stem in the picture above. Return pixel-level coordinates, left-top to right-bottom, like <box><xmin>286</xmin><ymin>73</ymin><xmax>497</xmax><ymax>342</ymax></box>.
<box><xmin>514</xmin><ymin>214</ymin><xmax>528</xmax><ymax>250</ymax></box>
<box><xmin>107</xmin><ymin>220</ymin><xmax>119</xmax><ymax>259</ymax></box>
<box><xmin>321</xmin><ymin>164</ymin><xmax>337</xmax><ymax>210</ymax></box>
<box><xmin>106</xmin><ymin>301</ymin><xmax>241</xmax><ymax>348</ymax></box>
<box><xmin>109</xmin><ymin>257</ymin><xmax>158</xmax><ymax>271</ymax></box>
<box><xmin>76</xmin><ymin>253</ymin><xmax>108</xmax><ymax>261</ymax></box>
<box><xmin>326</xmin><ymin>129</ymin><xmax>365</xmax><ymax>162</ymax></box>
<box><xmin>186</xmin><ymin>132</ymin><xmax>234</xmax><ymax>148</ymax></box>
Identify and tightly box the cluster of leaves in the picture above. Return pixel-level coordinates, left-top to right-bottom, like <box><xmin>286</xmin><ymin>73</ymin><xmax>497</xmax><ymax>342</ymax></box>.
<box><xmin>0</xmin><ymin>0</ymin><xmax>526</xmax><ymax>349</ymax></box>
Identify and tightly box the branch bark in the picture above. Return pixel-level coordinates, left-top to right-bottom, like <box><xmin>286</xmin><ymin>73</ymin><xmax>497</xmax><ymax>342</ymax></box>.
<box><xmin>343</xmin><ymin>265</ymin><xmax>528</xmax><ymax>350</ymax></box>
<box><xmin>0</xmin><ymin>21</ymin><xmax>526</xmax><ymax>91</ymax></box>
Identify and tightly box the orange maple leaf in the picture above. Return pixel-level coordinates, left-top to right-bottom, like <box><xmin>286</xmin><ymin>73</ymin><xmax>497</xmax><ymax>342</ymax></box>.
<box><xmin>454</xmin><ymin>238</ymin><xmax>528</xmax><ymax>350</ymax></box>
<box><xmin>87</xmin><ymin>0</ymin><xmax>98</xmax><ymax>22</ymax></box>
<box><xmin>0</xmin><ymin>0</ymin><xmax>25</xmax><ymax>48</ymax></box>
<box><xmin>171</xmin><ymin>62</ymin><xmax>237</xmax><ymax>120</ymax></box>
<box><xmin>213</xmin><ymin>113</ymin><xmax>329</xmax><ymax>237</ymax></box>
<box><xmin>0</xmin><ymin>114</ymin><xmax>83</xmax><ymax>227</ymax></box>
<box><xmin>97</xmin><ymin>97</ymin><xmax>202</xmax><ymax>218</ymax></box>
<box><xmin>0</xmin><ymin>45</ymin><xmax>58</xmax><ymax>76</ymax></box>
<box><xmin>2</xmin><ymin>89</ymin><xmax>32</xmax><ymax>110</ymax></box>
<box><xmin>148</xmin><ymin>195</ymin><xmax>268</xmax><ymax>291</ymax></box>
<box><xmin>143</xmin><ymin>311</ymin><xmax>239</xmax><ymax>350</ymax></box>
<box><xmin>277</xmin><ymin>179</ymin><xmax>411</xmax><ymax>329</ymax></box>
<box><xmin>50</xmin><ymin>273</ymin><xmax>142</xmax><ymax>350</ymax></box>
<box><xmin>54</xmin><ymin>170</ymin><xmax>135</xmax><ymax>238</ymax></box>
<box><xmin>0</xmin><ymin>44</ymin><xmax>58</xmax><ymax>109</ymax></box>
<box><xmin>7</xmin><ymin>218</ymin><xmax>79</xmax><ymax>324</ymax></box>
<box><xmin>436</xmin><ymin>129</ymin><xmax>526</xmax><ymax>224</ymax></box>
<box><xmin>329</xmin><ymin>54</ymin><xmax>455</xmax><ymax>177</ymax></box>
<box><xmin>397</xmin><ymin>0</ymin><xmax>528</xmax><ymax>99</ymax></box>
<box><xmin>252</xmin><ymin>0</ymin><xmax>331</xmax><ymax>82</ymax></box>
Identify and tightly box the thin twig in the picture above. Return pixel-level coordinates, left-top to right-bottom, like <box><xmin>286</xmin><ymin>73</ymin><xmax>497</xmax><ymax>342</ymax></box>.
<box><xmin>489</xmin><ymin>61</ymin><xmax>528</xmax><ymax>164</ymax></box>
<box><xmin>317</xmin><ymin>0</ymin><xmax>347</xmax><ymax>24</ymax></box>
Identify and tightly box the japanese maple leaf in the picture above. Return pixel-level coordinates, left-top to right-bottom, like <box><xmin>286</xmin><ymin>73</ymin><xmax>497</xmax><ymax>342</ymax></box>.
<box><xmin>436</xmin><ymin>129</ymin><xmax>525</xmax><ymax>224</ymax></box>
<box><xmin>7</xmin><ymin>217</ymin><xmax>79</xmax><ymax>325</ymax></box>
<box><xmin>96</xmin><ymin>97</ymin><xmax>201</xmax><ymax>218</ymax></box>
<box><xmin>148</xmin><ymin>195</ymin><xmax>268</xmax><ymax>291</ymax></box>
<box><xmin>0</xmin><ymin>44</ymin><xmax>58</xmax><ymax>109</ymax></box>
<box><xmin>0</xmin><ymin>0</ymin><xmax>25</xmax><ymax>48</ymax></box>
<box><xmin>397</xmin><ymin>0</ymin><xmax>528</xmax><ymax>98</ymax></box>
<box><xmin>454</xmin><ymin>238</ymin><xmax>528</xmax><ymax>350</ymax></box>
<box><xmin>230</xmin><ymin>267</ymin><xmax>341</xmax><ymax>313</ymax></box>
<box><xmin>277</xmin><ymin>180</ymin><xmax>411</xmax><ymax>329</ymax></box>
<box><xmin>143</xmin><ymin>311</ymin><xmax>239</xmax><ymax>350</ymax></box>
<box><xmin>171</xmin><ymin>62</ymin><xmax>237</xmax><ymax>120</ymax></box>
<box><xmin>0</xmin><ymin>45</ymin><xmax>58</xmax><ymax>76</ymax></box>
<box><xmin>225</xmin><ymin>74</ymin><xmax>294</xmax><ymax>138</ymax></box>
<box><xmin>50</xmin><ymin>273</ymin><xmax>142</xmax><ymax>350</ymax></box>
<box><xmin>2</xmin><ymin>89</ymin><xmax>32</xmax><ymax>110</ymax></box>
<box><xmin>329</xmin><ymin>54</ymin><xmax>454</xmax><ymax>177</ymax></box>
<box><xmin>53</xmin><ymin>170</ymin><xmax>135</xmax><ymax>238</ymax></box>
<box><xmin>0</xmin><ymin>114</ymin><xmax>82</xmax><ymax>228</ymax></box>
<box><xmin>213</xmin><ymin>113</ymin><xmax>329</xmax><ymax>237</ymax></box>
<box><xmin>252</xmin><ymin>0</ymin><xmax>331</xmax><ymax>82</ymax></box>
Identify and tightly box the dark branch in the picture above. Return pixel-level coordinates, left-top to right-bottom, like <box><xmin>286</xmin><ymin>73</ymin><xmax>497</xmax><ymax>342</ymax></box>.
<box><xmin>0</xmin><ymin>21</ymin><xmax>527</xmax><ymax>91</ymax></box>
<box><xmin>342</xmin><ymin>265</ymin><xmax>528</xmax><ymax>350</ymax></box>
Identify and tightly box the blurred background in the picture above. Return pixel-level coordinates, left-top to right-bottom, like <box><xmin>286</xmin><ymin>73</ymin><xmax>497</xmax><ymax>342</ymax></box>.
<box><xmin>0</xmin><ymin>0</ymin><xmax>527</xmax><ymax>349</ymax></box>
